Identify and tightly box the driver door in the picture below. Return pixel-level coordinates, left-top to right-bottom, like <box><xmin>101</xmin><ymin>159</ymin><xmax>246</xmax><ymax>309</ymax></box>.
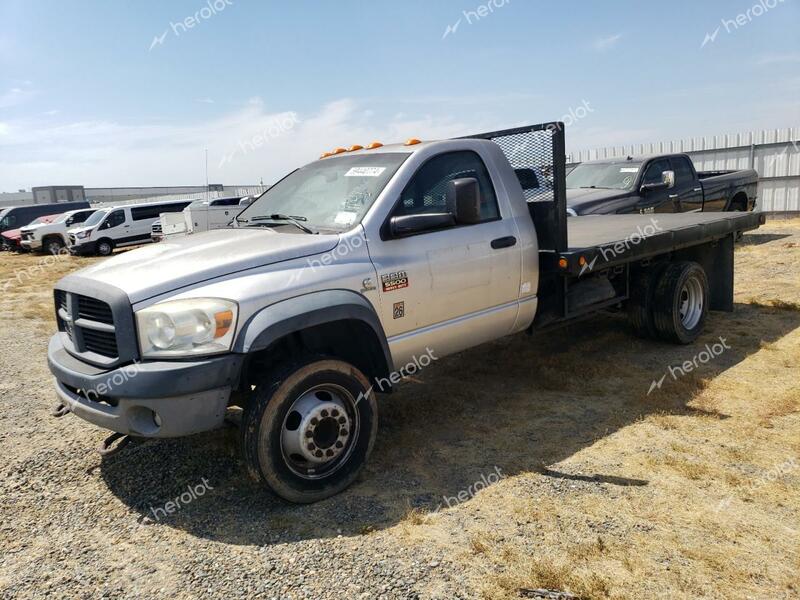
<box><xmin>637</xmin><ymin>158</ymin><xmax>676</xmax><ymax>213</ymax></box>
<box><xmin>367</xmin><ymin>150</ymin><xmax>521</xmax><ymax>358</ymax></box>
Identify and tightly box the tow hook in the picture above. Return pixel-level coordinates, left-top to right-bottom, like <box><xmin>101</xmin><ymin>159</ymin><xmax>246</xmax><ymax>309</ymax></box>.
<box><xmin>97</xmin><ymin>432</ymin><xmax>133</xmax><ymax>457</ymax></box>
<box><xmin>51</xmin><ymin>402</ymin><xmax>71</xmax><ymax>418</ymax></box>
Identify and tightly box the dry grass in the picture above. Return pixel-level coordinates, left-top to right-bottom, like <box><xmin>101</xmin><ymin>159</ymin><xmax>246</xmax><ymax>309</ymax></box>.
<box><xmin>2</xmin><ymin>220</ymin><xmax>800</xmax><ymax>599</ymax></box>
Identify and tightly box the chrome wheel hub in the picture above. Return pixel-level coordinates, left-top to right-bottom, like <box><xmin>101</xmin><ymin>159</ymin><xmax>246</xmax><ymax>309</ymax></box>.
<box><xmin>281</xmin><ymin>386</ymin><xmax>354</xmax><ymax>474</ymax></box>
<box><xmin>679</xmin><ymin>276</ymin><xmax>703</xmax><ymax>330</ymax></box>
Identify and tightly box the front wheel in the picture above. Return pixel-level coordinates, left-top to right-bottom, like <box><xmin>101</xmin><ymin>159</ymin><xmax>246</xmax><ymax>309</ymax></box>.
<box><xmin>241</xmin><ymin>358</ymin><xmax>378</xmax><ymax>503</ymax></box>
<box><xmin>44</xmin><ymin>238</ymin><xmax>65</xmax><ymax>255</ymax></box>
<box><xmin>96</xmin><ymin>239</ymin><xmax>114</xmax><ymax>256</ymax></box>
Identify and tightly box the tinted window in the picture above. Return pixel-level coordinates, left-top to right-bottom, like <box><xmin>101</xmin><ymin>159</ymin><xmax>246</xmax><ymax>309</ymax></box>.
<box><xmin>71</xmin><ymin>210</ymin><xmax>95</xmax><ymax>224</ymax></box>
<box><xmin>210</xmin><ymin>198</ymin><xmax>242</xmax><ymax>207</ymax></box>
<box><xmin>642</xmin><ymin>159</ymin><xmax>671</xmax><ymax>185</ymax></box>
<box><xmin>131</xmin><ymin>203</ymin><xmax>189</xmax><ymax>221</ymax></box>
<box><xmin>670</xmin><ymin>157</ymin><xmax>694</xmax><ymax>184</ymax></box>
<box><xmin>394</xmin><ymin>151</ymin><xmax>499</xmax><ymax>222</ymax></box>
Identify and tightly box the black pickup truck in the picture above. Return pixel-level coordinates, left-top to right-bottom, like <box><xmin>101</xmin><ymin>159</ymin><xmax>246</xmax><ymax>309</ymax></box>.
<box><xmin>566</xmin><ymin>154</ymin><xmax>758</xmax><ymax>216</ymax></box>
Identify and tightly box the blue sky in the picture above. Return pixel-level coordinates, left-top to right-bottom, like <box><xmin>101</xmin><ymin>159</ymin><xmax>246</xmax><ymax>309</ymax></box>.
<box><xmin>1</xmin><ymin>0</ymin><xmax>798</xmax><ymax>190</ymax></box>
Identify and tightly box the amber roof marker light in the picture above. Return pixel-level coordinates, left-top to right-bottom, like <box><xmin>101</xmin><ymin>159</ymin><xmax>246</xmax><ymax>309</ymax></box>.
<box><xmin>365</xmin><ymin>142</ymin><xmax>383</xmax><ymax>149</ymax></box>
<box><xmin>405</xmin><ymin>138</ymin><xmax>422</xmax><ymax>146</ymax></box>
<box><xmin>348</xmin><ymin>144</ymin><xmax>364</xmax><ymax>152</ymax></box>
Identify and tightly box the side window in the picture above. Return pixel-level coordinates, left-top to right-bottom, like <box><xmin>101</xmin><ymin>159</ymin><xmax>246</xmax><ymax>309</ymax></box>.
<box><xmin>394</xmin><ymin>151</ymin><xmax>499</xmax><ymax>222</ymax></box>
<box><xmin>642</xmin><ymin>159</ymin><xmax>671</xmax><ymax>185</ymax></box>
<box><xmin>70</xmin><ymin>211</ymin><xmax>90</xmax><ymax>225</ymax></box>
<box><xmin>670</xmin><ymin>157</ymin><xmax>694</xmax><ymax>185</ymax></box>
<box><xmin>103</xmin><ymin>210</ymin><xmax>125</xmax><ymax>229</ymax></box>
<box><xmin>131</xmin><ymin>206</ymin><xmax>162</xmax><ymax>221</ymax></box>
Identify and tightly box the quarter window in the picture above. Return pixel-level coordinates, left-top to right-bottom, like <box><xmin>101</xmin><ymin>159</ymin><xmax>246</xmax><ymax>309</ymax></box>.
<box><xmin>394</xmin><ymin>151</ymin><xmax>499</xmax><ymax>222</ymax></box>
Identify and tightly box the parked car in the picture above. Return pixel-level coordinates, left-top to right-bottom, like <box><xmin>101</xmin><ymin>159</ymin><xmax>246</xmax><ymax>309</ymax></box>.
<box><xmin>565</xmin><ymin>154</ymin><xmax>758</xmax><ymax>215</ymax></box>
<box><xmin>67</xmin><ymin>199</ymin><xmax>192</xmax><ymax>256</ymax></box>
<box><xmin>47</xmin><ymin>121</ymin><xmax>763</xmax><ymax>503</ymax></box>
<box><xmin>20</xmin><ymin>208</ymin><xmax>99</xmax><ymax>254</ymax></box>
<box><xmin>1</xmin><ymin>214</ymin><xmax>62</xmax><ymax>251</ymax></box>
<box><xmin>0</xmin><ymin>201</ymin><xmax>90</xmax><ymax>235</ymax></box>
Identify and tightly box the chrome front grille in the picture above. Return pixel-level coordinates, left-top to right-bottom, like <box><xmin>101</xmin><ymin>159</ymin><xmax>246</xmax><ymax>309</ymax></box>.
<box><xmin>56</xmin><ymin>291</ymin><xmax>119</xmax><ymax>359</ymax></box>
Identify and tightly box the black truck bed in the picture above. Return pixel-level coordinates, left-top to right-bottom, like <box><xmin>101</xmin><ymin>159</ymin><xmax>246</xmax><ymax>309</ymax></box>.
<box><xmin>558</xmin><ymin>212</ymin><xmax>765</xmax><ymax>276</ymax></box>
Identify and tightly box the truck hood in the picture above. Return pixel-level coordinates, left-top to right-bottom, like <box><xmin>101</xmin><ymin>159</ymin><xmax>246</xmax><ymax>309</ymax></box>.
<box><xmin>73</xmin><ymin>228</ymin><xmax>340</xmax><ymax>303</ymax></box>
<box><xmin>2</xmin><ymin>228</ymin><xmax>22</xmax><ymax>240</ymax></box>
<box><xmin>566</xmin><ymin>187</ymin><xmax>637</xmax><ymax>215</ymax></box>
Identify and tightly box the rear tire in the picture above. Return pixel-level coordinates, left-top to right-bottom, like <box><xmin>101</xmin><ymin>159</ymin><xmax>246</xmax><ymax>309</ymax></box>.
<box><xmin>652</xmin><ymin>261</ymin><xmax>709</xmax><ymax>344</ymax></box>
<box><xmin>627</xmin><ymin>264</ymin><xmax>666</xmax><ymax>338</ymax></box>
<box><xmin>241</xmin><ymin>357</ymin><xmax>378</xmax><ymax>503</ymax></box>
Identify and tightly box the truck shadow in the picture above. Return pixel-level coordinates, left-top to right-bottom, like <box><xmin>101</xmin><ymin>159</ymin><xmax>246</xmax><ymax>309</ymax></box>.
<box><xmin>99</xmin><ymin>302</ymin><xmax>800</xmax><ymax>545</ymax></box>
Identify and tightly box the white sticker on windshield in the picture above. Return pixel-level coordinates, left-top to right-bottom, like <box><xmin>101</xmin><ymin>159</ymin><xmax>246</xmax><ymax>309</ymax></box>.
<box><xmin>334</xmin><ymin>211</ymin><xmax>357</xmax><ymax>226</ymax></box>
<box><xmin>620</xmin><ymin>167</ymin><xmax>639</xmax><ymax>173</ymax></box>
<box><xmin>345</xmin><ymin>167</ymin><xmax>387</xmax><ymax>177</ymax></box>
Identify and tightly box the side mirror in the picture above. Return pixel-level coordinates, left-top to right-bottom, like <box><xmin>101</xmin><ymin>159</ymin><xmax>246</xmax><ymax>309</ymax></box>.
<box><xmin>447</xmin><ymin>178</ymin><xmax>482</xmax><ymax>224</ymax></box>
<box><xmin>390</xmin><ymin>213</ymin><xmax>455</xmax><ymax>237</ymax></box>
<box><xmin>640</xmin><ymin>170</ymin><xmax>675</xmax><ymax>193</ymax></box>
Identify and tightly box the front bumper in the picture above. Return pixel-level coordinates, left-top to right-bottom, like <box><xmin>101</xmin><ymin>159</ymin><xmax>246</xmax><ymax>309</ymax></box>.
<box><xmin>69</xmin><ymin>240</ymin><xmax>97</xmax><ymax>255</ymax></box>
<box><xmin>21</xmin><ymin>239</ymin><xmax>42</xmax><ymax>251</ymax></box>
<box><xmin>48</xmin><ymin>334</ymin><xmax>243</xmax><ymax>438</ymax></box>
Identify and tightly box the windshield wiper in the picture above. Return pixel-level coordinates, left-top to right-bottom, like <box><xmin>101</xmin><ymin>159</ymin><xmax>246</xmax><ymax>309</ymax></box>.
<box><xmin>247</xmin><ymin>214</ymin><xmax>316</xmax><ymax>234</ymax></box>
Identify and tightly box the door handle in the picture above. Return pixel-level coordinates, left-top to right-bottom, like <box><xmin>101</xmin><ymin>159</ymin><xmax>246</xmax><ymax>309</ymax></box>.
<box><xmin>669</xmin><ymin>194</ymin><xmax>679</xmax><ymax>199</ymax></box>
<box><xmin>491</xmin><ymin>236</ymin><xmax>517</xmax><ymax>249</ymax></box>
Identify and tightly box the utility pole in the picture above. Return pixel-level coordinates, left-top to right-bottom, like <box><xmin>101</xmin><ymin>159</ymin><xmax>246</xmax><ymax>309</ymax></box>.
<box><xmin>205</xmin><ymin>148</ymin><xmax>209</xmax><ymax>201</ymax></box>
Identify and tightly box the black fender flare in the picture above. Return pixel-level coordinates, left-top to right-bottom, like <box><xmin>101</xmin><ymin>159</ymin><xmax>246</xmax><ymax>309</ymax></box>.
<box><xmin>234</xmin><ymin>289</ymin><xmax>394</xmax><ymax>378</ymax></box>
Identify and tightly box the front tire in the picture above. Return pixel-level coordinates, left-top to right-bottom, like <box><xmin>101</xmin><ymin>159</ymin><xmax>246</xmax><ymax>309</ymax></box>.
<box><xmin>652</xmin><ymin>261</ymin><xmax>709</xmax><ymax>344</ymax></box>
<box><xmin>44</xmin><ymin>237</ymin><xmax>64</xmax><ymax>255</ymax></box>
<box><xmin>241</xmin><ymin>358</ymin><xmax>378</xmax><ymax>503</ymax></box>
<box><xmin>96</xmin><ymin>239</ymin><xmax>114</xmax><ymax>256</ymax></box>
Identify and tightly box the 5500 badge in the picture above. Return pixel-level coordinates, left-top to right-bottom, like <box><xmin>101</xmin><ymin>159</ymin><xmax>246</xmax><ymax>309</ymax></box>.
<box><xmin>381</xmin><ymin>271</ymin><xmax>409</xmax><ymax>292</ymax></box>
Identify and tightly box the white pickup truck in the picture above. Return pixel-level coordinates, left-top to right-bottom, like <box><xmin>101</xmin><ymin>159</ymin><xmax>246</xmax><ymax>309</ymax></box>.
<box><xmin>20</xmin><ymin>208</ymin><xmax>99</xmax><ymax>254</ymax></box>
<box><xmin>47</xmin><ymin>122</ymin><xmax>763</xmax><ymax>503</ymax></box>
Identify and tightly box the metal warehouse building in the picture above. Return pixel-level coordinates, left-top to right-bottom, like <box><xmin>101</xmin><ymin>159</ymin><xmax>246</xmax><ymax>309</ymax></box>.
<box><xmin>568</xmin><ymin>127</ymin><xmax>800</xmax><ymax>213</ymax></box>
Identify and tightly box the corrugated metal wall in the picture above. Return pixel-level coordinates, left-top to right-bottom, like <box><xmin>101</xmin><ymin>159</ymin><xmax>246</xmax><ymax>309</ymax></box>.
<box><xmin>568</xmin><ymin>127</ymin><xmax>800</xmax><ymax>212</ymax></box>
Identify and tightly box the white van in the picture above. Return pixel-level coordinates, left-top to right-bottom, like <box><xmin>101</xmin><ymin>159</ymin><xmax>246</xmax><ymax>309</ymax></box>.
<box><xmin>67</xmin><ymin>199</ymin><xmax>192</xmax><ymax>256</ymax></box>
<box><xmin>184</xmin><ymin>196</ymin><xmax>253</xmax><ymax>234</ymax></box>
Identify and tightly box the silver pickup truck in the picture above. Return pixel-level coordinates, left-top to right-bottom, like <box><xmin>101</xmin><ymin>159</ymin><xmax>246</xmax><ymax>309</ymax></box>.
<box><xmin>47</xmin><ymin>122</ymin><xmax>764</xmax><ymax>503</ymax></box>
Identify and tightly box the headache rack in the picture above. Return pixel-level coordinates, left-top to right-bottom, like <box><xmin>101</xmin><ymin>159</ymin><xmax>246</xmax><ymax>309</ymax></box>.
<box><xmin>460</xmin><ymin>121</ymin><xmax>568</xmax><ymax>255</ymax></box>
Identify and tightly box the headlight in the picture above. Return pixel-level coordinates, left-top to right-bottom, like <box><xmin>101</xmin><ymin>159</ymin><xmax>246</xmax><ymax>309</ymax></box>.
<box><xmin>76</xmin><ymin>230</ymin><xmax>92</xmax><ymax>239</ymax></box>
<box><xmin>136</xmin><ymin>298</ymin><xmax>238</xmax><ymax>358</ymax></box>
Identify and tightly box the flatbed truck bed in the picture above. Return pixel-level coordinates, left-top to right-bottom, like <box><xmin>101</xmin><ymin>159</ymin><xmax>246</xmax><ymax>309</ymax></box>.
<box><xmin>560</xmin><ymin>211</ymin><xmax>766</xmax><ymax>277</ymax></box>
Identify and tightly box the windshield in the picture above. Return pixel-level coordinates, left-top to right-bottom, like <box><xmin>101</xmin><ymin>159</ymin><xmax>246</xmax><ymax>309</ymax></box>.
<box><xmin>81</xmin><ymin>210</ymin><xmax>109</xmax><ymax>228</ymax></box>
<box><xmin>567</xmin><ymin>162</ymin><xmax>643</xmax><ymax>190</ymax></box>
<box><xmin>28</xmin><ymin>216</ymin><xmax>50</xmax><ymax>226</ymax></box>
<box><xmin>237</xmin><ymin>153</ymin><xmax>409</xmax><ymax>232</ymax></box>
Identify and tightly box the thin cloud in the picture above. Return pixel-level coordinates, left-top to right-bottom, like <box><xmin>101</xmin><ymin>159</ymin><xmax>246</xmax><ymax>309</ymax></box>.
<box><xmin>195</xmin><ymin>97</ymin><xmax>215</xmax><ymax>104</ymax></box>
<box><xmin>594</xmin><ymin>33</ymin><xmax>622</xmax><ymax>51</ymax></box>
<box><xmin>0</xmin><ymin>99</ymin><xmax>468</xmax><ymax>190</ymax></box>
<box><xmin>754</xmin><ymin>53</ymin><xmax>800</xmax><ymax>66</ymax></box>
<box><xmin>0</xmin><ymin>87</ymin><xmax>35</xmax><ymax>109</ymax></box>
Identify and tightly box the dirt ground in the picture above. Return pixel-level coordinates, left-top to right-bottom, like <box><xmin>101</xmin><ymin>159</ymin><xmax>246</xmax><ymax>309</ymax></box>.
<box><xmin>0</xmin><ymin>218</ymin><xmax>798</xmax><ymax>599</ymax></box>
